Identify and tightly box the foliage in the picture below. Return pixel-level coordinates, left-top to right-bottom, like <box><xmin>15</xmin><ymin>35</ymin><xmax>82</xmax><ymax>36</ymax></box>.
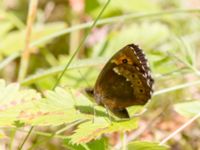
<box><xmin>0</xmin><ymin>0</ymin><xmax>200</xmax><ymax>149</ymax></box>
<box><xmin>0</xmin><ymin>79</ymin><xmax>139</xmax><ymax>144</ymax></box>
<box><xmin>128</xmin><ymin>141</ymin><xmax>169</xmax><ymax>150</ymax></box>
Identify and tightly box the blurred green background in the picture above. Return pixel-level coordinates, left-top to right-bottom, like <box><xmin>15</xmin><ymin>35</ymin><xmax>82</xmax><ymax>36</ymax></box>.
<box><xmin>0</xmin><ymin>0</ymin><xmax>200</xmax><ymax>149</ymax></box>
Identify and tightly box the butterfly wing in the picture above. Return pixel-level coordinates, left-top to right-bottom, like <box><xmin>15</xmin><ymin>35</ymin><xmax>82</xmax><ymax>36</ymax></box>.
<box><xmin>94</xmin><ymin>44</ymin><xmax>154</xmax><ymax>118</ymax></box>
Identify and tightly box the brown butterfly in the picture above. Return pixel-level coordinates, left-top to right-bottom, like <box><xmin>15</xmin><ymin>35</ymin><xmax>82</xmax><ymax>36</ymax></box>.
<box><xmin>87</xmin><ymin>44</ymin><xmax>154</xmax><ymax>118</ymax></box>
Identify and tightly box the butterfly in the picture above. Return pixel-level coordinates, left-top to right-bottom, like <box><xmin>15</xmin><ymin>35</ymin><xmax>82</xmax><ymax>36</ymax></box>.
<box><xmin>87</xmin><ymin>44</ymin><xmax>154</xmax><ymax>118</ymax></box>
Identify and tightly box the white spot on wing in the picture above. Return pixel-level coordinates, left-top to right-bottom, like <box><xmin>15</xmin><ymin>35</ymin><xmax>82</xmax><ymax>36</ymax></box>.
<box><xmin>143</xmin><ymin>73</ymin><xmax>147</xmax><ymax>78</ymax></box>
<box><xmin>113</xmin><ymin>68</ymin><xmax>121</xmax><ymax>75</ymax></box>
<box><xmin>135</xmin><ymin>66</ymin><xmax>140</xmax><ymax>71</ymax></box>
<box><xmin>141</xmin><ymin>66</ymin><xmax>145</xmax><ymax>71</ymax></box>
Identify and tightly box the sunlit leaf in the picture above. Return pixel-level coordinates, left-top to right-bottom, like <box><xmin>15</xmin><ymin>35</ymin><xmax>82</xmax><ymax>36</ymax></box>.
<box><xmin>87</xmin><ymin>138</ymin><xmax>108</xmax><ymax>150</ymax></box>
<box><xmin>128</xmin><ymin>141</ymin><xmax>169</xmax><ymax>150</ymax></box>
<box><xmin>70</xmin><ymin>117</ymin><xmax>138</xmax><ymax>144</ymax></box>
<box><xmin>174</xmin><ymin>101</ymin><xmax>200</xmax><ymax>117</ymax></box>
<box><xmin>0</xmin><ymin>80</ymin><xmax>93</xmax><ymax>126</ymax></box>
<box><xmin>0</xmin><ymin>79</ymin><xmax>41</xmax><ymax>126</ymax></box>
<box><xmin>70</xmin><ymin>117</ymin><xmax>110</xmax><ymax>144</ymax></box>
<box><xmin>64</xmin><ymin>136</ymin><xmax>108</xmax><ymax>150</ymax></box>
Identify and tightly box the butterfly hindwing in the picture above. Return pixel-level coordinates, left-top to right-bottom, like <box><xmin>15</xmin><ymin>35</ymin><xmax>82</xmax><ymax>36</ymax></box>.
<box><xmin>94</xmin><ymin>44</ymin><xmax>154</xmax><ymax>118</ymax></box>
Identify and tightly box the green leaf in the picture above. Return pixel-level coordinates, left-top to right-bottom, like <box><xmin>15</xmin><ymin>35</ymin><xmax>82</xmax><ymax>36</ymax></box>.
<box><xmin>70</xmin><ymin>117</ymin><xmax>138</xmax><ymax>144</ymax></box>
<box><xmin>0</xmin><ymin>80</ymin><xmax>92</xmax><ymax>126</ymax></box>
<box><xmin>108</xmin><ymin>118</ymin><xmax>138</xmax><ymax>132</ymax></box>
<box><xmin>128</xmin><ymin>141</ymin><xmax>169</xmax><ymax>150</ymax></box>
<box><xmin>63</xmin><ymin>139</ymin><xmax>89</xmax><ymax>150</ymax></box>
<box><xmin>21</xmin><ymin>57</ymin><xmax>106</xmax><ymax>85</ymax></box>
<box><xmin>70</xmin><ymin>117</ymin><xmax>110</xmax><ymax>144</ymax></box>
<box><xmin>13</xmin><ymin>120</ymin><xmax>25</xmax><ymax>127</ymax></box>
<box><xmin>0</xmin><ymin>79</ymin><xmax>139</xmax><ymax>144</ymax></box>
<box><xmin>87</xmin><ymin>138</ymin><xmax>108</xmax><ymax>150</ymax></box>
<box><xmin>0</xmin><ymin>79</ymin><xmax>40</xmax><ymax>126</ymax></box>
<box><xmin>174</xmin><ymin>101</ymin><xmax>200</xmax><ymax>117</ymax></box>
<box><xmin>85</xmin><ymin>0</ymin><xmax>100</xmax><ymax>14</ymax></box>
<box><xmin>19</xmin><ymin>88</ymin><xmax>93</xmax><ymax>126</ymax></box>
<box><xmin>64</xmin><ymin>137</ymin><xmax>108</xmax><ymax>150</ymax></box>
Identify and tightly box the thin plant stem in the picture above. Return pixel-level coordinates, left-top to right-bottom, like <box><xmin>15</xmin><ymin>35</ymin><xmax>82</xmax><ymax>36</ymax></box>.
<box><xmin>30</xmin><ymin>9</ymin><xmax>200</xmax><ymax>47</ymax></box>
<box><xmin>17</xmin><ymin>0</ymin><xmax>38</xmax><ymax>149</ymax></box>
<box><xmin>0</xmin><ymin>52</ymin><xmax>19</xmax><ymax>70</ymax></box>
<box><xmin>9</xmin><ymin>128</ymin><xmax>17</xmax><ymax>150</ymax></box>
<box><xmin>18</xmin><ymin>126</ymin><xmax>34</xmax><ymax>150</ymax></box>
<box><xmin>1</xmin><ymin>9</ymin><xmax>200</xmax><ymax>71</ymax></box>
<box><xmin>121</xmin><ymin>132</ymin><xmax>127</xmax><ymax>150</ymax></box>
<box><xmin>18</xmin><ymin>0</ymin><xmax>38</xmax><ymax>82</ymax></box>
<box><xmin>28</xmin><ymin>120</ymin><xmax>86</xmax><ymax>150</ymax></box>
<box><xmin>167</xmin><ymin>52</ymin><xmax>200</xmax><ymax>75</ymax></box>
<box><xmin>52</xmin><ymin>0</ymin><xmax>111</xmax><ymax>90</ymax></box>
<box><xmin>20</xmin><ymin>57</ymin><xmax>106</xmax><ymax>85</ymax></box>
<box><xmin>20</xmin><ymin>0</ymin><xmax>111</xmax><ymax>149</ymax></box>
<box><xmin>153</xmin><ymin>80</ymin><xmax>200</xmax><ymax>96</ymax></box>
<box><xmin>159</xmin><ymin>112</ymin><xmax>200</xmax><ymax>145</ymax></box>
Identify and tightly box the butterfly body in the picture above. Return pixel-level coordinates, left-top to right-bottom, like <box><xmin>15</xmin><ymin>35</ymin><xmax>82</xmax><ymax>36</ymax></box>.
<box><xmin>93</xmin><ymin>44</ymin><xmax>154</xmax><ymax>118</ymax></box>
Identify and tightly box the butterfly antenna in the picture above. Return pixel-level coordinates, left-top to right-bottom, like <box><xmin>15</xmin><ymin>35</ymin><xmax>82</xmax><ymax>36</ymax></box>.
<box><xmin>104</xmin><ymin>105</ymin><xmax>113</xmax><ymax>124</ymax></box>
<box><xmin>78</xmin><ymin>70</ymin><xmax>95</xmax><ymax>98</ymax></box>
<box><xmin>78</xmin><ymin>70</ymin><xmax>98</xmax><ymax>122</ymax></box>
<box><xmin>78</xmin><ymin>70</ymin><xmax>91</xmax><ymax>87</ymax></box>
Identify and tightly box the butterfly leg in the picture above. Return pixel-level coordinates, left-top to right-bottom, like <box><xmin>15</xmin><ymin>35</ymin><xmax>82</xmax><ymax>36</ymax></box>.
<box><xmin>104</xmin><ymin>105</ymin><xmax>113</xmax><ymax>124</ymax></box>
<box><xmin>92</xmin><ymin>103</ymin><xmax>97</xmax><ymax>123</ymax></box>
<box><xmin>131</xmin><ymin>108</ymin><xmax>147</xmax><ymax>118</ymax></box>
